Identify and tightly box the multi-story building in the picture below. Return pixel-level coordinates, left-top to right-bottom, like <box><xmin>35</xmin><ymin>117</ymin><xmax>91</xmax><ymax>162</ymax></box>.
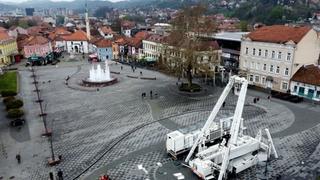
<box><xmin>142</xmin><ymin>34</ymin><xmax>165</xmax><ymax>62</ymax></box>
<box><xmin>239</xmin><ymin>25</ymin><xmax>320</xmax><ymax>92</ymax></box>
<box><xmin>0</xmin><ymin>31</ymin><xmax>18</xmax><ymax>67</ymax></box>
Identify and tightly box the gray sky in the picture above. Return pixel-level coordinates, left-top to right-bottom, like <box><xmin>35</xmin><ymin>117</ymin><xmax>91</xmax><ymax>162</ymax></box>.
<box><xmin>0</xmin><ymin>0</ymin><xmax>124</xmax><ymax>3</ymax></box>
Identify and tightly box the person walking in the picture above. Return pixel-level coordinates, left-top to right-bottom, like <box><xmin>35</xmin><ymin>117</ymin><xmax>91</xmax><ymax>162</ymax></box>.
<box><xmin>16</xmin><ymin>154</ymin><xmax>21</xmax><ymax>164</ymax></box>
<box><xmin>121</xmin><ymin>66</ymin><xmax>123</xmax><ymax>70</ymax></box>
<box><xmin>57</xmin><ymin>169</ymin><xmax>63</xmax><ymax>180</ymax></box>
<box><xmin>150</xmin><ymin>90</ymin><xmax>153</xmax><ymax>98</ymax></box>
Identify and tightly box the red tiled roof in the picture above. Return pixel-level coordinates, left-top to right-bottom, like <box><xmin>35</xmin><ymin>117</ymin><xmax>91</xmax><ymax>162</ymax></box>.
<box><xmin>25</xmin><ymin>36</ymin><xmax>49</xmax><ymax>46</ymax></box>
<box><xmin>62</xmin><ymin>30</ymin><xmax>88</xmax><ymax>41</ymax></box>
<box><xmin>145</xmin><ymin>34</ymin><xmax>166</xmax><ymax>43</ymax></box>
<box><xmin>100</xmin><ymin>26</ymin><xmax>114</xmax><ymax>34</ymax></box>
<box><xmin>48</xmin><ymin>27</ymin><xmax>71</xmax><ymax>40</ymax></box>
<box><xmin>291</xmin><ymin>64</ymin><xmax>320</xmax><ymax>86</ymax></box>
<box><xmin>247</xmin><ymin>25</ymin><xmax>311</xmax><ymax>44</ymax></box>
<box><xmin>0</xmin><ymin>31</ymin><xmax>11</xmax><ymax>41</ymax></box>
<box><xmin>134</xmin><ymin>31</ymin><xmax>150</xmax><ymax>39</ymax></box>
<box><xmin>94</xmin><ymin>38</ymin><xmax>112</xmax><ymax>48</ymax></box>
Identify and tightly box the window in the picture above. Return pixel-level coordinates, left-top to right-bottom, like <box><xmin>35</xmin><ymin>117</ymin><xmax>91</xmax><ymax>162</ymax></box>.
<box><xmin>287</xmin><ymin>52</ymin><xmax>291</xmax><ymax>61</ymax></box>
<box><xmin>278</xmin><ymin>52</ymin><xmax>282</xmax><ymax>59</ymax></box>
<box><xmin>285</xmin><ymin>67</ymin><xmax>289</xmax><ymax>76</ymax></box>
<box><xmin>272</xmin><ymin>51</ymin><xmax>275</xmax><ymax>59</ymax></box>
<box><xmin>245</xmin><ymin>47</ymin><xmax>248</xmax><ymax>54</ymax></box>
<box><xmin>276</xmin><ymin>66</ymin><xmax>280</xmax><ymax>74</ymax></box>
<box><xmin>265</xmin><ymin>50</ymin><xmax>268</xmax><ymax>57</ymax></box>
<box><xmin>263</xmin><ymin>64</ymin><xmax>267</xmax><ymax>71</ymax></box>
<box><xmin>255</xmin><ymin>75</ymin><xmax>260</xmax><ymax>83</ymax></box>
<box><xmin>243</xmin><ymin>61</ymin><xmax>247</xmax><ymax>68</ymax></box>
<box><xmin>256</xmin><ymin>63</ymin><xmax>260</xmax><ymax>70</ymax></box>
<box><xmin>249</xmin><ymin>75</ymin><xmax>254</xmax><ymax>82</ymax></box>
<box><xmin>282</xmin><ymin>82</ymin><xmax>288</xmax><ymax>90</ymax></box>
<box><xmin>258</xmin><ymin>49</ymin><xmax>261</xmax><ymax>56</ymax></box>
<box><xmin>294</xmin><ymin>86</ymin><xmax>298</xmax><ymax>92</ymax></box>
<box><xmin>251</xmin><ymin>62</ymin><xmax>255</xmax><ymax>69</ymax></box>
<box><xmin>316</xmin><ymin>91</ymin><xmax>320</xmax><ymax>98</ymax></box>
<box><xmin>253</xmin><ymin>48</ymin><xmax>256</xmax><ymax>56</ymax></box>
<box><xmin>270</xmin><ymin>65</ymin><xmax>274</xmax><ymax>72</ymax></box>
<box><xmin>262</xmin><ymin>77</ymin><xmax>266</xmax><ymax>84</ymax></box>
<box><xmin>106</xmin><ymin>48</ymin><xmax>108</xmax><ymax>51</ymax></box>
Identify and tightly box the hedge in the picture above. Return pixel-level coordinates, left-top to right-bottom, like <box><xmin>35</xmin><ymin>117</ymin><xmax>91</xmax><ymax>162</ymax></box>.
<box><xmin>3</xmin><ymin>96</ymin><xmax>15</xmax><ymax>105</ymax></box>
<box><xmin>1</xmin><ymin>90</ymin><xmax>17</xmax><ymax>97</ymax></box>
<box><xmin>7</xmin><ymin>109</ymin><xmax>24</xmax><ymax>119</ymax></box>
<box><xmin>6</xmin><ymin>99</ymin><xmax>23</xmax><ymax>110</ymax></box>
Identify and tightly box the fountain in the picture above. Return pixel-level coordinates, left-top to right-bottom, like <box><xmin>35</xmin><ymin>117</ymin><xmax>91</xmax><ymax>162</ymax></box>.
<box><xmin>82</xmin><ymin>61</ymin><xmax>117</xmax><ymax>87</ymax></box>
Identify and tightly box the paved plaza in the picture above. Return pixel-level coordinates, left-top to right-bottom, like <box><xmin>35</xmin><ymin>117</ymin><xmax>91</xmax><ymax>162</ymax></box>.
<box><xmin>0</xmin><ymin>59</ymin><xmax>319</xmax><ymax>180</ymax></box>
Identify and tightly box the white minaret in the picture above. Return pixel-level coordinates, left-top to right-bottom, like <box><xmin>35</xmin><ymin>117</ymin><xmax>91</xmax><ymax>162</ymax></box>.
<box><xmin>85</xmin><ymin>0</ymin><xmax>91</xmax><ymax>40</ymax></box>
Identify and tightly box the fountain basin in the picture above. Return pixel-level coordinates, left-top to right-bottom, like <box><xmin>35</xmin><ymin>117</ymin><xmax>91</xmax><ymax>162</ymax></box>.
<box><xmin>82</xmin><ymin>77</ymin><xmax>118</xmax><ymax>87</ymax></box>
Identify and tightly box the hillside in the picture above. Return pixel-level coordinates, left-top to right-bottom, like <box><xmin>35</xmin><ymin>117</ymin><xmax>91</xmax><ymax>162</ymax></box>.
<box><xmin>231</xmin><ymin>0</ymin><xmax>319</xmax><ymax>24</ymax></box>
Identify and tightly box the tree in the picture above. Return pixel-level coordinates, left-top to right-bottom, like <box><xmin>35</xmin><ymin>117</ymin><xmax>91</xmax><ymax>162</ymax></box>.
<box><xmin>164</xmin><ymin>5</ymin><xmax>220</xmax><ymax>89</ymax></box>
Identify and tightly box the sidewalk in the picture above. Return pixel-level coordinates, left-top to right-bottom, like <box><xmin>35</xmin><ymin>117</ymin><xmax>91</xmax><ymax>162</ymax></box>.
<box><xmin>0</xmin><ymin>70</ymin><xmax>54</xmax><ymax>179</ymax></box>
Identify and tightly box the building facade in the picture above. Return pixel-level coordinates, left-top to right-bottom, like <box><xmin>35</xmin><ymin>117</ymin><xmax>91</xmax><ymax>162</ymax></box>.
<box><xmin>94</xmin><ymin>39</ymin><xmax>113</xmax><ymax>61</ymax></box>
<box><xmin>0</xmin><ymin>31</ymin><xmax>18</xmax><ymax>66</ymax></box>
<box><xmin>290</xmin><ymin>64</ymin><xmax>320</xmax><ymax>101</ymax></box>
<box><xmin>62</xmin><ymin>30</ymin><xmax>89</xmax><ymax>54</ymax></box>
<box><xmin>239</xmin><ymin>25</ymin><xmax>320</xmax><ymax>92</ymax></box>
<box><xmin>23</xmin><ymin>36</ymin><xmax>52</xmax><ymax>58</ymax></box>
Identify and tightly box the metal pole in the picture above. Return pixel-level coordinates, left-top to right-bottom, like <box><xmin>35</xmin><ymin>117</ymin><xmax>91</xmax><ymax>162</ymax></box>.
<box><xmin>32</xmin><ymin>67</ymin><xmax>48</xmax><ymax>135</ymax></box>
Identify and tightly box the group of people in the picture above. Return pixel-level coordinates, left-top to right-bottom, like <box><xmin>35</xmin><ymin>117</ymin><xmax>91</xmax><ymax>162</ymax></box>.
<box><xmin>142</xmin><ymin>90</ymin><xmax>157</xmax><ymax>98</ymax></box>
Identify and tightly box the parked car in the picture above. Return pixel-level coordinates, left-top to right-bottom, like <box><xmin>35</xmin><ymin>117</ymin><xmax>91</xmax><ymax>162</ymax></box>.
<box><xmin>10</xmin><ymin>118</ymin><xmax>25</xmax><ymax>127</ymax></box>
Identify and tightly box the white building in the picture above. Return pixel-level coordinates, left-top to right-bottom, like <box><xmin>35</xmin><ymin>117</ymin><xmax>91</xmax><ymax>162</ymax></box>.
<box><xmin>142</xmin><ymin>34</ymin><xmax>165</xmax><ymax>61</ymax></box>
<box><xmin>239</xmin><ymin>25</ymin><xmax>320</xmax><ymax>92</ymax></box>
<box><xmin>61</xmin><ymin>30</ymin><xmax>89</xmax><ymax>53</ymax></box>
<box><xmin>98</xmin><ymin>26</ymin><xmax>114</xmax><ymax>39</ymax></box>
<box><xmin>290</xmin><ymin>64</ymin><xmax>320</xmax><ymax>101</ymax></box>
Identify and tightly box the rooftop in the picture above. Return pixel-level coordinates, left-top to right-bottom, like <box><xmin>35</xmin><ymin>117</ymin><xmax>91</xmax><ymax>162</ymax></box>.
<box><xmin>94</xmin><ymin>38</ymin><xmax>112</xmax><ymax>48</ymax></box>
<box><xmin>25</xmin><ymin>36</ymin><xmax>49</xmax><ymax>46</ymax></box>
<box><xmin>291</xmin><ymin>64</ymin><xmax>320</xmax><ymax>86</ymax></box>
<box><xmin>247</xmin><ymin>25</ymin><xmax>311</xmax><ymax>44</ymax></box>
<box><xmin>62</xmin><ymin>30</ymin><xmax>89</xmax><ymax>41</ymax></box>
<box><xmin>214</xmin><ymin>32</ymin><xmax>249</xmax><ymax>42</ymax></box>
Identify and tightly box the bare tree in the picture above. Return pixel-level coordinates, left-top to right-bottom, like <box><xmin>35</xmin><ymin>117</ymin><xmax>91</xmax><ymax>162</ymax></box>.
<box><xmin>164</xmin><ymin>4</ymin><xmax>220</xmax><ymax>89</ymax></box>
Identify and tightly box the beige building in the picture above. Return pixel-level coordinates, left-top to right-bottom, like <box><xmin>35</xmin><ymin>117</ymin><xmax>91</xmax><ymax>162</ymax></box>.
<box><xmin>239</xmin><ymin>25</ymin><xmax>320</xmax><ymax>92</ymax></box>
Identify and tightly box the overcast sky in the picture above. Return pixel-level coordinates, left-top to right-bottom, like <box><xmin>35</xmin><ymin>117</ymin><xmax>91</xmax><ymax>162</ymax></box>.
<box><xmin>0</xmin><ymin>0</ymin><xmax>124</xmax><ymax>3</ymax></box>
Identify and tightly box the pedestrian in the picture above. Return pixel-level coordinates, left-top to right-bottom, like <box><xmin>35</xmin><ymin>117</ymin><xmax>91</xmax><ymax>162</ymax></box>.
<box><xmin>267</xmin><ymin>95</ymin><xmax>271</xmax><ymax>102</ymax></box>
<box><xmin>16</xmin><ymin>154</ymin><xmax>21</xmax><ymax>164</ymax></box>
<box><xmin>49</xmin><ymin>172</ymin><xmax>54</xmax><ymax>180</ymax></box>
<box><xmin>121</xmin><ymin>66</ymin><xmax>123</xmax><ymax>70</ymax></box>
<box><xmin>222</xmin><ymin>101</ymin><xmax>226</xmax><ymax>108</ymax></box>
<box><xmin>57</xmin><ymin>169</ymin><xmax>63</xmax><ymax>180</ymax></box>
<box><xmin>253</xmin><ymin>98</ymin><xmax>257</xmax><ymax>104</ymax></box>
<box><xmin>150</xmin><ymin>90</ymin><xmax>153</xmax><ymax>98</ymax></box>
<box><xmin>140</xmin><ymin>71</ymin><xmax>143</xmax><ymax>76</ymax></box>
<box><xmin>257</xmin><ymin>97</ymin><xmax>260</xmax><ymax>102</ymax></box>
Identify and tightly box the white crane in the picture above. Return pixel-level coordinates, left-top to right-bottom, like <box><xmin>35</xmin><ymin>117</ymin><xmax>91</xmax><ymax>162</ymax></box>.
<box><xmin>184</xmin><ymin>75</ymin><xmax>278</xmax><ymax>180</ymax></box>
<box><xmin>185</xmin><ymin>75</ymin><xmax>246</xmax><ymax>163</ymax></box>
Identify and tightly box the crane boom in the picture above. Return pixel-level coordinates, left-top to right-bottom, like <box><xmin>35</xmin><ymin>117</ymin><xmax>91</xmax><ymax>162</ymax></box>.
<box><xmin>218</xmin><ymin>77</ymin><xmax>248</xmax><ymax>180</ymax></box>
<box><xmin>185</xmin><ymin>76</ymin><xmax>243</xmax><ymax>163</ymax></box>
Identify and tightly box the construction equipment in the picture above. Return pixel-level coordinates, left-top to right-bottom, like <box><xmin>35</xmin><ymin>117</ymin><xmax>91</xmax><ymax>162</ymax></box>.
<box><xmin>166</xmin><ymin>117</ymin><xmax>232</xmax><ymax>159</ymax></box>
<box><xmin>179</xmin><ymin>75</ymin><xmax>277</xmax><ymax>179</ymax></box>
